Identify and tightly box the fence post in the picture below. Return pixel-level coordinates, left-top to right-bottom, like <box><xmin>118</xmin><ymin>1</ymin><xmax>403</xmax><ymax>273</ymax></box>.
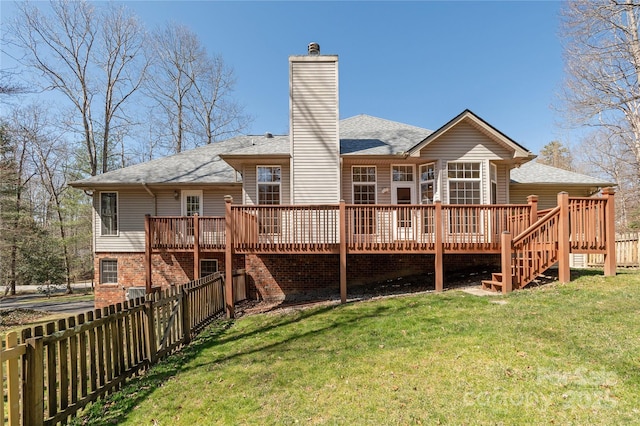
<box><xmin>23</xmin><ymin>328</ymin><xmax>44</xmax><ymax>426</ymax></box>
<box><xmin>602</xmin><ymin>187</ymin><xmax>617</xmax><ymax>276</ymax></box>
<box><xmin>193</xmin><ymin>214</ymin><xmax>200</xmax><ymax>280</ymax></box>
<box><xmin>6</xmin><ymin>332</ymin><xmax>20</xmax><ymax>426</ymax></box>
<box><xmin>339</xmin><ymin>200</ymin><xmax>347</xmax><ymax>303</ymax></box>
<box><xmin>501</xmin><ymin>231</ymin><xmax>513</xmax><ymax>293</ymax></box>
<box><xmin>435</xmin><ymin>200</ymin><xmax>444</xmax><ymax>292</ymax></box>
<box><xmin>527</xmin><ymin>195</ymin><xmax>539</xmax><ymax>226</ymax></box>
<box><xmin>145</xmin><ymin>214</ymin><xmax>152</xmax><ymax>294</ymax></box>
<box><xmin>224</xmin><ymin>195</ymin><xmax>235</xmax><ymax>319</ymax></box>
<box><xmin>181</xmin><ymin>287</ymin><xmax>191</xmax><ymax>345</ymax></box>
<box><xmin>557</xmin><ymin>192</ymin><xmax>571</xmax><ymax>283</ymax></box>
<box><xmin>144</xmin><ymin>300</ymin><xmax>158</xmax><ymax>365</ymax></box>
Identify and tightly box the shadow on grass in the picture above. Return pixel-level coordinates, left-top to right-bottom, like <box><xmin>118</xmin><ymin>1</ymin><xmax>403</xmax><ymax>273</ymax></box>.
<box><xmin>71</xmin><ymin>301</ymin><xmax>398</xmax><ymax>425</ymax></box>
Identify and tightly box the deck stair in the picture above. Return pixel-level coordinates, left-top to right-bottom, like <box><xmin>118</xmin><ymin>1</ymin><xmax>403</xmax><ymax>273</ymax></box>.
<box><xmin>483</xmin><ymin>205</ymin><xmax>562</xmax><ymax>293</ymax></box>
<box><xmin>482</xmin><ymin>189</ymin><xmax>617</xmax><ymax>293</ymax></box>
<box><xmin>481</xmin><ymin>272</ymin><xmax>514</xmax><ymax>292</ymax></box>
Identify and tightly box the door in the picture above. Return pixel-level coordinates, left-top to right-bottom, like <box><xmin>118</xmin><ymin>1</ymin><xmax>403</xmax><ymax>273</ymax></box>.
<box><xmin>392</xmin><ymin>185</ymin><xmax>416</xmax><ymax>240</ymax></box>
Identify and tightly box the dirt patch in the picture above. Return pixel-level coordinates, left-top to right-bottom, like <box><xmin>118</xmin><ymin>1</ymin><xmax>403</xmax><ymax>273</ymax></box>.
<box><xmin>0</xmin><ymin>308</ymin><xmax>51</xmax><ymax>332</ymax></box>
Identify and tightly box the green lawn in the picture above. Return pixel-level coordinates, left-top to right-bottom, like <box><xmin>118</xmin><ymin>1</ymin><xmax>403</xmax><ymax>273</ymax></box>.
<box><xmin>75</xmin><ymin>270</ymin><xmax>640</xmax><ymax>425</ymax></box>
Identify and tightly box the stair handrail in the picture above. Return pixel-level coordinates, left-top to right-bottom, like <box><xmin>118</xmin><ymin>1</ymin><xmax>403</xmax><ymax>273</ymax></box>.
<box><xmin>512</xmin><ymin>205</ymin><xmax>560</xmax><ymax>245</ymax></box>
<box><xmin>509</xmin><ymin>205</ymin><xmax>561</xmax><ymax>289</ymax></box>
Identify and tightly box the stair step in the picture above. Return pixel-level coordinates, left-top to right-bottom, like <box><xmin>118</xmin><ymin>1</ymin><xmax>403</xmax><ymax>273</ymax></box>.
<box><xmin>481</xmin><ymin>280</ymin><xmax>503</xmax><ymax>292</ymax></box>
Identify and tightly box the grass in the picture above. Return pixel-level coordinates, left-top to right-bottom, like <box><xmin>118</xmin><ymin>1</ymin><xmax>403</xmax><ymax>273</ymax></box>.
<box><xmin>74</xmin><ymin>270</ymin><xmax>640</xmax><ymax>425</ymax></box>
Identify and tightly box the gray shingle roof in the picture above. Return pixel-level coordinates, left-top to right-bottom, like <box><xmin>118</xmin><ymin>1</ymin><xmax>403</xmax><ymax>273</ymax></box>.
<box><xmin>510</xmin><ymin>162</ymin><xmax>613</xmax><ymax>186</ymax></box>
<box><xmin>70</xmin><ymin>115</ymin><xmax>432</xmax><ymax>187</ymax></box>
<box><xmin>340</xmin><ymin>115</ymin><xmax>432</xmax><ymax>155</ymax></box>
<box><xmin>70</xmin><ymin>136</ymin><xmax>257</xmax><ymax>187</ymax></box>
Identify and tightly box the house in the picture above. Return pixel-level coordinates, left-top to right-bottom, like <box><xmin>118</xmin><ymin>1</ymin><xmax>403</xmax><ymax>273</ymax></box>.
<box><xmin>70</xmin><ymin>43</ymin><xmax>616</xmax><ymax>312</ymax></box>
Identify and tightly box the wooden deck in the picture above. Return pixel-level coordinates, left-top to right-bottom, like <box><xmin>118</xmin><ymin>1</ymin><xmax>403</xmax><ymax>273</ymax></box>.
<box><xmin>144</xmin><ymin>189</ymin><xmax>617</xmax><ymax>318</ymax></box>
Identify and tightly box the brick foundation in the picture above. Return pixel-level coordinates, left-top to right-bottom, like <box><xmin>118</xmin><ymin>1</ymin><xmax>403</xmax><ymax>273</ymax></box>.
<box><xmin>94</xmin><ymin>251</ymin><xmax>500</xmax><ymax>307</ymax></box>
<box><xmin>245</xmin><ymin>253</ymin><xmax>501</xmax><ymax>302</ymax></box>
<box><xmin>93</xmin><ymin>252</ymin><xmax>244</xmax><ymax>308</ymax></box>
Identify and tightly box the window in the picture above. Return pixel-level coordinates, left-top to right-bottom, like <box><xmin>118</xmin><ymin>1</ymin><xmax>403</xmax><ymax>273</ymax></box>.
<box><xmin>352</xmin><ymin>166</ymin><xmax>376</xmax><ymax>204</ymax></box>
<box><xmin>447</xmin><ymin>162</ymin><xmax>481</xmax><ymax>233</ymax></box>
<box><xmin>392</xmin><ymin>165</ymin><xmax>414</xmax><ymax>182</ymax></box>
<box><xmin>100</xmin><ymin>192</ymin><xmax>118</xmax><ymax>236</ymax></box>
<box><xmin>448</xmin><ymin>162</ymin><xmax>481</xmax><ymax>204</ymax></box>
<box><xmin>352</xmin><ymin>166</ymin><xmax>376</xmax><ymax>234</ymax></box>
<box><xmin>257</xmin><ymin>166</ymin><xmax>281</xmax><ymax>233</ymax></box>
<box><xmin>100</xmin><ymin>259</ymin><xmax>118</xmax><ymax>284</ymax></box>
<box><xmin>490</xmin><ymin>163</ymin><xmax>498</xmax><ymax>204</ymax></box>
<box><xmin>420</xmin><ymin>163</ymin><xmax>436</xmax><ymax>233</ymax></box>
<box><xmin>420</xmin><ymin>163</ymin><xmax>436</xmax><ymax>204</ymax></box>
<box><xmin>200</xmin><ymin>259</ymin><xmax>218</xmax><ymax>277</ymax></box>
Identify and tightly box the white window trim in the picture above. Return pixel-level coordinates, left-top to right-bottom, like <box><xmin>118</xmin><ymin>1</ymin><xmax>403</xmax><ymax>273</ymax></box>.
<box><xmin>99</xmin><ymin>191</ymin><xmax>119</xmax><ymax>237</ymax></box>
<box><xmin>200</xmin><ymin>259</ymin><xmax>219</xmax><ymax>277</ymax></box>
<box><xmin>100</xmin><ymin>258</ymin><xmax>118</xmax><ymax>285</ymax></box>
<box><xmin>419</xmin><ymin>163</ymin><xmax>436</xmax><ymax>204</ymax></box>
<box><xmin>351</xmin><ymin>165</ymin><xmax>377</xmax><ymax>204</ymax></box>
<box><xmin>447</xmin><ymin>161</ymin><xmax>483</xmax><ymax>204</ymax></box>
<box><xmin>181</xmin><ymin>190</ymin><xmax>203</xmax><ymax>216</ymax></box>
<box><xmin>490</xmin><ymin>163</ymin><xmax>498</xmax><ymax>205</ymax></box>
<box><xmin>256</xmin><ymin>165</ymin><xmax>282</xmax><ymax>205</ymax></box>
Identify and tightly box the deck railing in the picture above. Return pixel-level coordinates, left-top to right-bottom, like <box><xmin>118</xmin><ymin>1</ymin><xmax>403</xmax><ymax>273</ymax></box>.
<box><xmin>231</xmin><ymin>205</ymin><xmax>340</xmax><ymax>253</ymax></box>
<box><xmin>149</xmin><ymin>216</ymin><xmax>225</xmax><ymax>251</ymax></box>
<box><xmin>148</xmin><ymin>204</ymin><xmax>536</xmax><ymax>254</ymax></box>
<box><xmin>568</xmin><ymin>197</ymin><xmax>607</xmax><ymax>252</ymax></box>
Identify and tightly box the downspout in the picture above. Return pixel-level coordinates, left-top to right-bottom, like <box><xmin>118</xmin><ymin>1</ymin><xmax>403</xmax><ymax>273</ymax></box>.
<box><xmin>142</xmin><ymin>182</ymin><xmax>157</xmax><ymax>215</ymax></box>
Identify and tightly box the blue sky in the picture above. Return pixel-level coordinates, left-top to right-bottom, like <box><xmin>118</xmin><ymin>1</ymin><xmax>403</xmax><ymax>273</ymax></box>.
<box><xmin>2</xmin><ymin>1</ymin><xmax>567</xmax><ymax>155</ymax></box>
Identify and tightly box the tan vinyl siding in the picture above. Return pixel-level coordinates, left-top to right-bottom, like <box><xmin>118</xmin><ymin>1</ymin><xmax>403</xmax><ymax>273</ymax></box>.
<box><xmin>203</xmin><ymin>188</ymin><xmax>242</xmax><ymax>215</ymax></box>
<box><xmin>95</xmin><ymin>187</ymin><xmax>242</xmax><ymax>253</ymax></box>
<box><xmin>419</xmin><ymin>121</ymin><xmax>513</xmax><ymax>161</ymax></box>
<box><xmin>290</xmin><ymin>57</ymin><xmax>340</xmax><ymax>204</ymax></box>
<box><xmin>243</xmin><ymin>162</ymin><xmax>291</xmax><ymax>205</ymax></box>
<box><xmin>94</xmin><ymin>190</ymin><xmax>153</xmax><ymax>253</ymax></box>
<box><xmin>341</xmin><ymin>161</ymin><xmax>393</xmax><ymax>204</ymax></box>
<box><xmin>509</xmin><ymin>184</ymin><xmax>596</xmax><ymax>209</ymax></box>
<box><xmin>419</xmin><ymin>122</ymin><xmax>514</xmax><ymax>205</ymax></box>
<box><xmin>497</xmin><ymin>163</ymin><xmax>509</xmax><ymax>204</ymax></box>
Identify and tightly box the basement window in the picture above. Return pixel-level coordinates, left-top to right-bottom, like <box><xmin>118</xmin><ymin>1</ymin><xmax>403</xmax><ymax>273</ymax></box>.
<box><xmin>100</xmin><ymin>259</ymin><xmax>118</xmax><ymax>284</ymax></box>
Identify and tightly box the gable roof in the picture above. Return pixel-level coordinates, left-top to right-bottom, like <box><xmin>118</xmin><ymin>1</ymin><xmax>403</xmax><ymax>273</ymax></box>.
<box><xmin>510</xmin><ymin>161</ymin><xmax>614</xmax><ymax>186</ymax></box>
<box><xmin>407</xmin><ymin>109</ymin><xmax>535</xmax><ymax>161</ymax></box>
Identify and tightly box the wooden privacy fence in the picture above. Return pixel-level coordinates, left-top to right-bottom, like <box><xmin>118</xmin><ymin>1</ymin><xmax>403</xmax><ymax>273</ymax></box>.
<box><xmin>588</xmin><ymin>232</ymin><xmax>640</xmax><ymax>268</ymax></box>
<box><xmin>0</xmin><ymin>270</ymin><xmax>241</xmax><ymax>426</ymax></box>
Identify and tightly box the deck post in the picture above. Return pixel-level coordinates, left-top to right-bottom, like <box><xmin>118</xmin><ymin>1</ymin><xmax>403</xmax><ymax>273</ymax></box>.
<box><xmin>527</xmin><ymin>195</ymin><xmax>539</xmax><ymax>226</ymax></box>
<box><xmin>193</xmin><ymin>214</ymin><xmax>200</xmax><ymax>280</ymax></box>
<box><xmin>557</xmin><ymin>192</ymin><xmax>571</xmax><ymax>283</ymax></box>
<box><xmin>435</xmin><ymin>200</ymin><xmax>444</xmax><ymax>292</ymax></box>
<box><xmin>339</xmin><ymin>200</ymin><xmax>347</xmax><ymax>303</ymax></box>
<box><xmin>224</xmin><ymin>195</ymin><xmax>235</xmax><ymax>319</ymax></box>
<box><xmin>145</xmin><ymin>214</ymin><xmax>152</xmax><ymax>294</ymax></box>
<box><xmin>501</xmin><ymin>231</ymin><xmax>513</xmax><ymax>293</ymax></box>
<box><xmin>603</xmin><ymin>187</ymin><xmax>617</xmax><ymax>276</ymax></box>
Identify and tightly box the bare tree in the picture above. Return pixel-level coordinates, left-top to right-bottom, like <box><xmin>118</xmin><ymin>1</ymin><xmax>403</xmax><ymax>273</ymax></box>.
<box><xmin>537</xmin><ymin>140</ymin><xmax>575</xmax><ymax>170</ymax></box>
<box><xmin>146</xmin><ymin>23</ymin><xmax>201</xmax><ymax>153</ymax></box>
<box><xmin>7</xmin><ymin>0</ymin><xmax>147</xmax><ymax>176</ymax></box>
<box><xmin>146</xmin><ymin>23</ymin><xmax>249</xmax><ymax>153</ymax></box>
<box><xmin>561</xmin><ymin>0</ymin><xmax>640</xmax><ymax>182</ymax></box>
<box><xmin>575</xmin><ymin>129</ymin><xmax>639</xmax><ymax>229</ymax></box>
<box><xmin>189</xmin><ymin>54</ymin><xmax>251</xmax><ymax>144</ymax></box>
